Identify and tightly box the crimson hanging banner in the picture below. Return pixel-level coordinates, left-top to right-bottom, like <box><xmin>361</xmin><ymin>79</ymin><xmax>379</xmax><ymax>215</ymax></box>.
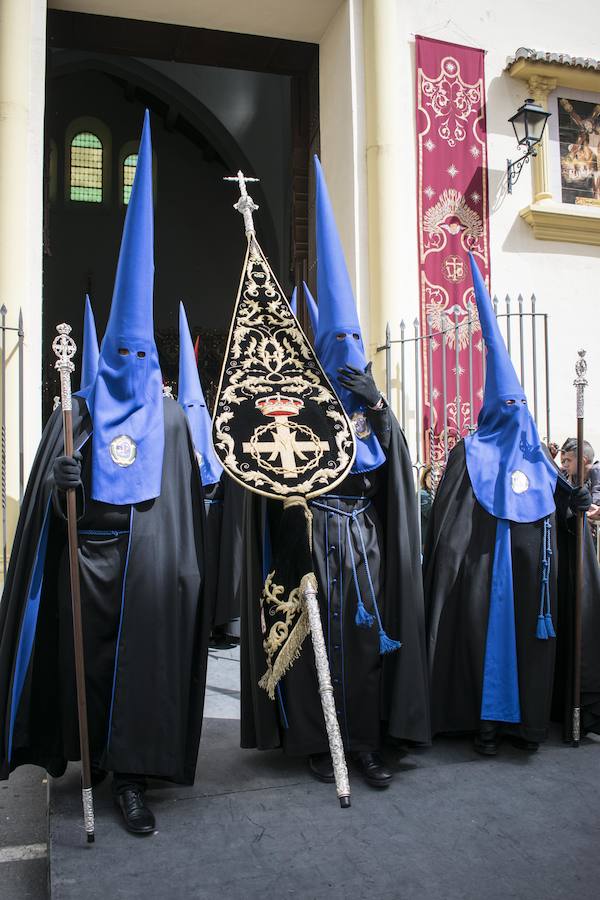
<box><xmin>415</xmin><ymin>36</ymin><xmax>490</xmax><ymax>462</ymax></box>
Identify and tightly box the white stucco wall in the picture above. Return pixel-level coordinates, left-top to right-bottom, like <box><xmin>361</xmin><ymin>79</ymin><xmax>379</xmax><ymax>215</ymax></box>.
<box><xmin>319</xmin><ymin>0</ymin><xmax>370</xmax><ymax>341</ymax></box>
<box><xmin>365</xmin><ymin>1</ymin><xmax>600</xmax><ymax>452</ymax></box>
<box><xmin>0</xmin><ymin>0</ymin><xmax>47</xmax><ymax>542</ymax></box>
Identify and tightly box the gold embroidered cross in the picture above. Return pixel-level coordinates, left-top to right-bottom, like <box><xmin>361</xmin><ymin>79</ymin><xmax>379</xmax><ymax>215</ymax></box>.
<box><xmin>243</xmin><ymin>417</ymin><xmax>330</xmax><ymax>479</ymax></box>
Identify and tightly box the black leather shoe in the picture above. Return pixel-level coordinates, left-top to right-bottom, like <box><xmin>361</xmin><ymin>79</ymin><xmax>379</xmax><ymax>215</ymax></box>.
<box><xmin>474</xmin><ymin>726</ymin><xmax>499</xmax><ymax>757</ymax></box>
<box><xmin>115</xmin><ymin>789</ymin><xmax>156</xmax><ymax>835</ymax></box>
<box><xmin>308</xmin><ymin>753</ymin><xmax>335</xmax><ymax>783</ymax></box>
<box><xmin>354</xmin><ymin>752</ymin><xmax>393</xmax><ymax>788</ymax></box>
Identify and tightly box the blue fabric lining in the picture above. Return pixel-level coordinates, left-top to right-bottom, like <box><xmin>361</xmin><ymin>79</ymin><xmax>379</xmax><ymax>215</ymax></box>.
<box><xmin>481</xmin><ymin>519</ymin><xmax>521</xmax><ymax>723</ymax></box>
<box><xmin>276</xmin><ymin>683</ymin><xmax>289</xmax><ymax>729</ymax></box>
<box><xmin>106</xmin><ymin>506</ymin><xmax>134</xmax><ymax>750</ymax></box>
<box><xmin>8</xmin><ymin>499</ymin><xmax>52</xmax><ymax>762</ymax></box>
<box><xmin>8</xmin><ymin>431</ymin><xmax>93</xmax><ymax>762</ymax></box>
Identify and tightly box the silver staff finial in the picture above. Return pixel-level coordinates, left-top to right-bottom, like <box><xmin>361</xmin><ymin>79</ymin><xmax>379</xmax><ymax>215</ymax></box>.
<box><xmin>224</xmin><ymin>171</ymin><xmax>260</xmax><ymax>236</ymax></box>
<box><xmin>574</xmin><ymin>349</ymin><xmax>587</xmax><ymax>382</ymax></box>
<box><xmin>52</xmin><ymin>323</ymin><xmax>77</xmax><ymax>412</ymax></box>
<box><xmin>574</xmin><ymin>349</ymin><xmax>588</xmax><ymax>419</ymax></box>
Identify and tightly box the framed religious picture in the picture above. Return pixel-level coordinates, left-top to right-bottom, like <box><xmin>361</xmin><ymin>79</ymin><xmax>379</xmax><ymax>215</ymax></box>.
<box><xmin>558</xmin><ymin>96</ymin><xmax>600</xmax><ymax>206</ymax></box>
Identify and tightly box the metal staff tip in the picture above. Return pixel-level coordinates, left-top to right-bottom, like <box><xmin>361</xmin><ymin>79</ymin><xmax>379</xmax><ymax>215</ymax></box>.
<box><xmin>224</xmin><ymin>171</ymin><xmax>260</xmax><ymax>236</ymax></box>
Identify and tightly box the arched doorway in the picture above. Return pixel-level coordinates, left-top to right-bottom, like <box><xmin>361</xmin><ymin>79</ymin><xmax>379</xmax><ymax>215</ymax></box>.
<box><xmin>43</xmin><ymin>52</ymin><xmax>292</xmax><ymax>418</ymax></box>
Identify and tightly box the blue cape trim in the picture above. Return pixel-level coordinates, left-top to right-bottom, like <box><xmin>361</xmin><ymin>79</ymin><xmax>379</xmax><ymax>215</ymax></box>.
<box><xmin>7</xmin><ymin>499</ymin><xmax>52</xmax><ymax>762</ymax></box>
<box><xmin>481</xmin><ymin>519</ymin><xmax>521</xmax><ymax>723</ymax></box>
<box><xmin>7</xmin><ymin>432</ymin><xmax>93</xmax><ymax>763</ymax></box>
<box><xmin>106</xmin><ymin>506</ymin><xmax>134</xmax><ymax>751</ymax></box>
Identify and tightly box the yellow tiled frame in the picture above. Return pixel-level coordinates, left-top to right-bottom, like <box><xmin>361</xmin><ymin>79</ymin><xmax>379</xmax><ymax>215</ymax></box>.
<box><xmin>506</xmin><ymin>59</ymin><xmax>600</xmax><ymax>245</ymax></box>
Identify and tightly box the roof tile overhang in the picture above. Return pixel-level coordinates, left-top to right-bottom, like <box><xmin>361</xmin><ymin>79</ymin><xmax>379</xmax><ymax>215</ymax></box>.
<box><xmin>506</xmin><ymin>47</ymin><xmax>600</xmax><ymax>92</ymax></box>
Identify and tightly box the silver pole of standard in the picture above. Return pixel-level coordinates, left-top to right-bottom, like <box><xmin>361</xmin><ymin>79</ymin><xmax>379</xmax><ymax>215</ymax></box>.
<box><xmin>303</xmin><ymin>579</ymin><xmax>351</xmax><ymax>808</ymax></box>
<box><xmin>82</xmin><ymin>787</ymin><xmax>95</xmax><ymax>843</ymax></box>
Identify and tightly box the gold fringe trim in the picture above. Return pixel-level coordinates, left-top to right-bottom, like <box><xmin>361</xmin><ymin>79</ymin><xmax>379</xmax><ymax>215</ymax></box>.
<box><xmin>258</xmin><ymin>571</ymin><xmax>315</xmax><ymax>700</ymax></box>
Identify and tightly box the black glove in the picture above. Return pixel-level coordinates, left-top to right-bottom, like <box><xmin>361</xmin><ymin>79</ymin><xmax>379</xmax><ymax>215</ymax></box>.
<box><xmin>53</xmin><ymin>451</ymin><xmax>83</xmax><ymax>492</ymax></box>
<box><xmin>569</xmin><ymin>485</ymin><xmax>592</xmax><ymax>514</ymax></box>
<box><xmin>337</xmin><ymin>362</ymin><xmax>381</xmax><ymax>408</ymax></box>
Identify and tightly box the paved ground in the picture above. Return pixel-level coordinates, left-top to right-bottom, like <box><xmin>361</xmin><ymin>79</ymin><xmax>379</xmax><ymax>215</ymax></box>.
<box><xmin>0</xmin><ymin>645</ymin><xmax>239</xmax><ymax>900</ymax></box>
<box><xmin>0</xmin><ymin>765</ymin><xmax>48</xmax><ymax>899</ymax></box>
<box><xmin>4</xmin><ymin>644</ymin><xmax>600</xmax><ymax>900</ymax></box>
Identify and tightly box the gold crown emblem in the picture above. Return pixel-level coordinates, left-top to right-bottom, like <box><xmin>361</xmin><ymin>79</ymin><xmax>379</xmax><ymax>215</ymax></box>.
<box><xmin>255</xmin><ymin>394</ymin><xmax>304</xmax><ymax>417</ymax></box>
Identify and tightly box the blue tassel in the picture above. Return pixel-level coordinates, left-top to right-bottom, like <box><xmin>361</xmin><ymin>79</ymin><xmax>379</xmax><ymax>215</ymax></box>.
<box><xmin>536</xmin><ymin>518</ymin><xmax>555</xmax><ymax>641</ymax></box>
<box><xmin>355</xmin><ymin>598</ymin><xmax>375</xmax><ymax>629</ymax></box>
<box><xmin>379</xmin><ymin>629</ymin><xmax>402</xmax><ymax>655</ymax></box>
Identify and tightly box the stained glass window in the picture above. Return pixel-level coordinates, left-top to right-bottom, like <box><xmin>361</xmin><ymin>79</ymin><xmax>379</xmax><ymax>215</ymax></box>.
<box><xmin>70</xmin><ymin>132</ymin><xmax>102</xmax><ymax>202</ymax></box>
<box><xmin>123</xmin><ymin>154</ymin><xmax>138</xmax><ymax>205</ymax></box>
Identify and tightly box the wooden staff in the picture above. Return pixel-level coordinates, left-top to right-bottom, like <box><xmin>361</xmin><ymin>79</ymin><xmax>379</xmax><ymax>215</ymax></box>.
<box><xmin>572</xmin><ymin>349</ymin><xmax>588</xmax><ymax>748</ymax></box>
<box><xmin>52</xmin><ymin>323</ymin><xmax>95</xmax><ymax>842</ymax></box>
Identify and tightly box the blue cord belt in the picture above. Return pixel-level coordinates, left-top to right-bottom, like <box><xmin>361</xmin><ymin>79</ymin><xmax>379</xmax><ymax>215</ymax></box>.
<box><xmin>78</xmin><ymin>529</ymin><xmax>129</xmax><ymax>537</ymax></box>
<box><xmin>310</xmin><ymin>498</ymin><xmax>401</xmax><ymax>655</ymax></box>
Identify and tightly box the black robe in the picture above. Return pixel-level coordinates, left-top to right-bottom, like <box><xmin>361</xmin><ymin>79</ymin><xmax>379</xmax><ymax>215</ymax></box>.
<box><xmin>204</xmin><ymin>476</ymin><xmax>244</xmax><ymax>630</ymax></box>
<box><xmin>0</xmin><ymin>396</ymin><xmax>210</xmax><ymax>785</ymax></box>
<box><xmin>424</xmin><ymin>441</ymin><xmax>600</xmax><ymax>743</ymax></box>
<box><xmin>240</xmin><ymin>405</ymin><xmax>430</xmax><ymax>754</ymax></box>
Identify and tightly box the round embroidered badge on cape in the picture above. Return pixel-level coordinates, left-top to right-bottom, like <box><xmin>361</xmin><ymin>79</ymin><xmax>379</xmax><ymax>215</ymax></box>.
<box><xmin>511</xmin><ymin>470</ymin><xmax>530</xmax><ymax>494</ymax></box>
<box><xmin>109</xmin><ymin>435</ymin><xmax>137</xmax><ymax>467</ymax></box>
<box><xmin>351</xmin><ymin>410</ymin><xmax>372</xmax><ymax>440</ymax></box>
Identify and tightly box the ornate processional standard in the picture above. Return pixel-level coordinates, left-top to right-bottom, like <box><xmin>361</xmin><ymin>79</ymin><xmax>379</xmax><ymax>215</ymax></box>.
<box><xmin>213</xmin><ymin>172</ymin><xmax>356</xmax><ymax>807</ymax></box>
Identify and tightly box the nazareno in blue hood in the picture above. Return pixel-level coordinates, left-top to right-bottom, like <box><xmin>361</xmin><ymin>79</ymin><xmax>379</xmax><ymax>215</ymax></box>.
<box><xmin>178</xmin><ymin>302</ymin><xmax>223</xmax><ymax>487</ymax></box>
<box><xmin>79</xmin><ymin>294</ymin><xmax>100</xmax><ymax>392</ymax></box>
<box><xmin>464</xmin><ymin>253</ymin><xmax>557</xmax><ymax>523</ymax></box>
<box><xmin>314</xmin><ymin>155</ymin><xmax>385</xmax><ymax>475</ymax></box>
<box><xmin>79</xmin><ymin>109</ymin><xmax>164</xmax><ymax>505</ymax></box>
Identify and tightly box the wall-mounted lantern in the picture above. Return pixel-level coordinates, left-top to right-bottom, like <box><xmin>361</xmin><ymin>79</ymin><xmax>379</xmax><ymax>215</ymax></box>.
<box><xmin>507</xmin><ymin>99</ymin><xmax>551</xmax><ymax>193</ymax></box>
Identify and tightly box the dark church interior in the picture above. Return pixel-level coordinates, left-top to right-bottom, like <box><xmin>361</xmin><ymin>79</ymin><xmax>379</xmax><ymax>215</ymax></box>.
<box><xmin>43</xmin><ymin>42</ymin><xmax>296</xmax><ymax>419</ymax></box>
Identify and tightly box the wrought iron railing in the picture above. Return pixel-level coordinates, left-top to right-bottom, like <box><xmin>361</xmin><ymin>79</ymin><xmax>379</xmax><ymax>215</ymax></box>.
<box><xmin>378</xmin><ymin>294</ymin><xmax>551</xmax><ymax>483</ymax></box>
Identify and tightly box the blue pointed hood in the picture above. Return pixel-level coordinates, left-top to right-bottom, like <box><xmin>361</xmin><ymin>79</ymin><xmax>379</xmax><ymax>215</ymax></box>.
<box><xmin>465</xmin><ymin>253</ymin><xmax>556</xmax><ymax>522</ymax></box>
<box><xmin>80</xmin><ymin>295</ymin><xmax>99</xmax><ymax>391</ymax></box>
<box><xmin>290</xmin><ymin>286</ymin><xmax>297</xmax><ymax>317</ymax></box>
<box><xmin>178</xmin><ymin>303</ymin><xmax>223</xmax><ymax>487</ymax></box>
<box><xmin>302</xmin><ymin>281</ymin><xmax>319</xmax><ymax>336</ymax></box>
<box><xmin>81</xmin><ymin>110</ymin><xmax>164</xmax><ymax>505</ymax></box>
<box><xmin>314</xmin><ymin>155</ymin><xmax>384</xmax><ymax>474</ymax></box>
